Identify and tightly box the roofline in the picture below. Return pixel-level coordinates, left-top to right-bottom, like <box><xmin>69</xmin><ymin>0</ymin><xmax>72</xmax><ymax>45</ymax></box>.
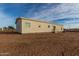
<box><xmin>16</xmin><ymin>17</ymin><xmax>63</xmax><ymax>26</ymax></box>
<box><xmin>15</xmin><ymin>18</ymin><xmax>22</xmax><ymax>24</ymax></box>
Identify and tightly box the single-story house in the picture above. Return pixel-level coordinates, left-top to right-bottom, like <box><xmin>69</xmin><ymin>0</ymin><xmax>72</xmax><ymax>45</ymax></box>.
<box><xmin>16</xmin><ymin>17</ymin><xmax>64</xmax><ymax>34</ymax></box>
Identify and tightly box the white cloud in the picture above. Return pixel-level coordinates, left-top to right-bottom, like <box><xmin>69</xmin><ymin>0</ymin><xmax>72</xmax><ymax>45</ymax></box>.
<box><xmin>31</xmin><ymin>3</ymin><xmax>79</xmax><ymax>20</ymax></box>
<box><xmin>30</xmin><ymin>3</ymin><xmax>79</xmax><ymax>28</ymax></box>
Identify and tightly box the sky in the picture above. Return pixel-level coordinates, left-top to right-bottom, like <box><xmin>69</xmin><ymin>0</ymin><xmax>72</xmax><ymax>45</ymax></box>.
<box><xmin>0</xmin><ymin>3</ymin><xmax>79</xmax><ymax>29</ymax></box>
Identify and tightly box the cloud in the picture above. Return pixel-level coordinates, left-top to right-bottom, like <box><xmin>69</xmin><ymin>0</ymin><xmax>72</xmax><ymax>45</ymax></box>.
<box><xmin>1</xmin><ymin>3</ymin><xmax>79</xmax><ymax>28</ymax></box>
<box><xmin>31</xmin><ymin>4</ymin><xmax>79</xmax><ymax>20</ymax></box>
<box><xmin>29</xmin><ymin>3</ymin><xmax>79</xmax><ymax>28</ymax></box>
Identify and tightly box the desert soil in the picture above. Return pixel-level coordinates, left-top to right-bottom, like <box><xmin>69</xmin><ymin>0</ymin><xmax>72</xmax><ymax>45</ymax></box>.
<box><xmin>0</xmin><ymin>32</ymin><xmax>78</xmax><ymax>56</ymax></box>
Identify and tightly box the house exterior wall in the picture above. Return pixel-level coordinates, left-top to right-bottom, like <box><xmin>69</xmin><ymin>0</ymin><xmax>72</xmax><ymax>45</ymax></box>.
<box><xmin>21</xmin><ymin>19</ymin><xmax>53</xmax><ymax>33</ymax></box>
<box><xmin>54</xmin><ymin>25</ymin><xmax>64</xmax><ymax>33</ymax></box>
<box><xmin>16</xmin><ymin>18</ymin><xmax>64</xmax><ymax>34</ymax></box>
<box><xmin>16</xmin><ymin>20</ymin><xmax>22</xmax><ymax>33</ymax></box>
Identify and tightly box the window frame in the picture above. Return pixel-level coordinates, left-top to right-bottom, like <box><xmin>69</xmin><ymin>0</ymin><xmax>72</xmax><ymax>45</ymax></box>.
<box><xmin>25</xmin><ymin>22</ymin><xmax>31</xmax><ymax>28</ymax></box>
<box><xmin>38</xmin><ymin>25</ymin><xmax>41</xmax><ymax>28</ymax></box>
<box><xmin>48</xmin><ymin>25</ymin><xmax>50</xmax><ymax>28</ymax></box>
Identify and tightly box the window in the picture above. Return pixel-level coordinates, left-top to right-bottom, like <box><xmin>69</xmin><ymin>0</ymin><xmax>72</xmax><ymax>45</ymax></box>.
<box><xmin>25</xmin><ymin>22</ymin><xmax>30</xmax><ymax>27</ymax></box>
<box><xmin>48</xmin><ymin>25</ymin><xmax>50</xmax><ymax>28</ymax></box>
<box><xmin>38</xmin><ymin>25</ymin><xmax>41</xmax><ymax>28</ymax></box>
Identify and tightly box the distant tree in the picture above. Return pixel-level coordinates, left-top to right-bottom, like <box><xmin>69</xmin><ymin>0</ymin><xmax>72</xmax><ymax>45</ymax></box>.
<box><xmin>8</xmin><ymin>26</ymin><xmax>15</xmax><ymax>30</ymax></box>
<box><xmin>3</xmin><ymin>27</ymin><xmax>7</xmax><ymax>29</ymax></box>
<box><xmin>7</xmin><ymin>26</ymin><xmax>15</xmax><ymax>32</ymax></box>
<box><xmin>3</xmin><ymin>27</ymin><xmax>8</xmax><ymax>32</ymax></box>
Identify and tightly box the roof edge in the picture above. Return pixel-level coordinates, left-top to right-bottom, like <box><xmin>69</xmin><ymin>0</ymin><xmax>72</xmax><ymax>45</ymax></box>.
<box><xmin>15</xmin><ymin>17</ymin><xmax>63</xmax><ymax>26</ymax></box>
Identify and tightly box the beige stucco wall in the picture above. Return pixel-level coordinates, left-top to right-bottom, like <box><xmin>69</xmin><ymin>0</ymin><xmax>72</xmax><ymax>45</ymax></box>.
<box><xmin>21</xmin><ymin>19</ymin><xmax>52</xmax><ymax>33</ymax></box>
<box><xmin>16</xmin><ymin>18</ymin><xmax>64</xmax><ymax>34</ymax></box>
<box><xmin>19</xmin><ymin>18</ymin><xmax>64</xmax><ymax>33</ymax></box>
<box><xmin>54</xmin><ymin>25</ymin><xmax>64</xmax><ymax>33</ymax></box>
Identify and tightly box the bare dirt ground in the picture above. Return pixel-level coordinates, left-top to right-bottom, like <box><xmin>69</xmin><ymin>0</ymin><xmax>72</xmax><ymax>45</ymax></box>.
<box><xmin>0</xmin><ymin>32</ymin><xmax>79</xmax><ymax>56</ymax></box>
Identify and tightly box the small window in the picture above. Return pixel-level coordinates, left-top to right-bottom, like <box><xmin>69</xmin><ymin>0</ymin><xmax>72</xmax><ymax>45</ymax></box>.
<box><xmin>38</xmin><ymin>25</ymin><xmax>41</xmax><ymax>28</ymax></box>
<box><xmin>48</xmin><ymin>25</ymin><xmax>50</xmax><ymax>28</ymax></box>
<box><xmin>25</xmin><ymin>22</ymin><xmax>30</xmax><ymax>27</ymax></box>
